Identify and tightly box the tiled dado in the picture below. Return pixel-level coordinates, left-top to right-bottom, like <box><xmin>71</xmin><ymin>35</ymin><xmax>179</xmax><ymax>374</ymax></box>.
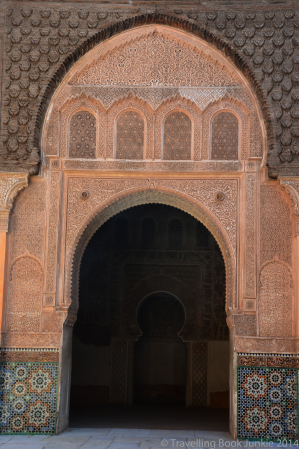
<box><xmin>238</xmin><ymin>354</ymin><xmax>298</xmax><ymax>441</ymax></box>
<box><xmin>0</xmin><ymin>349</ymin><xmax>59</xmax><ymax>435</ymax></box>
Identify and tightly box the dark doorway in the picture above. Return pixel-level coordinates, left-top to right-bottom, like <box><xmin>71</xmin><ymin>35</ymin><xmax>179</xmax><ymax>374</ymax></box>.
<box><xmin>69</xmin><ymin>204</ymin><xmax>229</xmax><ymax>427</ymax></box>
<box><xmin>134</xmin><ymin>292</ymin><xmax>186</xmax><ymax>404</ymax></box>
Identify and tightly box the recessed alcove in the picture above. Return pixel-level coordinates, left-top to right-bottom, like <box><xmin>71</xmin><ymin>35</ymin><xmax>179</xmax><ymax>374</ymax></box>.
<box><xmin>70</xmin><ymin>203</ymin><xmax>229</xmax><ymax>427</ymax></box>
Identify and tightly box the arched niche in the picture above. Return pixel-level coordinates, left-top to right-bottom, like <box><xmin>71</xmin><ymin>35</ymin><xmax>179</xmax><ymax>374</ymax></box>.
<box><xmin>202</xmin><ymin>97</ymin><xmax>250</xmax><ymax>161</ymax></box>
<box><xmin>210</xmin><ymin>111</ymin><xmax>240</xmax><ymax>161</ymax></box>
<box><xmin>69</xmin><ymin>110</ymin><xmax>97</xmax><ymax>159</ymax></box>
<box><xmin>107</xmin><ymin>97</ymin><xmax>153</xmax><ymax>160</ymax></box>
<box><xmin>115</xmin><ymin>110</ymin><xmax>145</xmax><ymax>160</ymax></box>
<box><xmin>163</xmin><ymin>110</ymin><xmax>192</xmax><ymax>161</ymax></box>
<box><xmin>154</xmin><ymin>96</ymin><xmax>201</xmax><ymax>161</ymax></box>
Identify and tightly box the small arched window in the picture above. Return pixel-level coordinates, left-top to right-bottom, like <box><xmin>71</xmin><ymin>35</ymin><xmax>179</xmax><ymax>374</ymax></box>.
<box><xmin>141</xmin><ymin>218</ymin><xmax>156</xmax><ymax>249</ymax></box>
<box><xmin>116</xmin><ymin>110</ymin><xmax>144</xmax><ymax>159</ymax></box>
<box><xmin>114</xmin><ymin>217</ymin><xmax>129</xmax><ymax>247</ymax></box>
<box><xmin>163</xmin><ymin>111</ymin><xmax>192</xmax><ymax>160</ymax></box>
<box><xmin>211</xmin><ymin>111</ymin><xmax>239</xmax><ymax>160</ymax></box>
<box><xmin>168</xmin><ymin>219</ymin><xmax>183</xmax><ymax>249</ymax></box>
<box><xmin>69</xmin><ymin>111</ymin><xmax>96</xmax><ymax>158</ymax></box>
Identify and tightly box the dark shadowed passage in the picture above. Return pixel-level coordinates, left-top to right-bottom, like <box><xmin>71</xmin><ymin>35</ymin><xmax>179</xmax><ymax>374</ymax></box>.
<box><xmin>70</xmin><ymin>204</ymin><xmax>229</xmax><ymax>428</ymax></box>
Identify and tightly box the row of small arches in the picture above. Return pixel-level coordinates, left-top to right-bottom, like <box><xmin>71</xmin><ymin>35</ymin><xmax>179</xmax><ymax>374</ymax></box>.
<box><xmin>113</xmin><ymin>216</ymin><xmax>211</xmax><ymax>250</ymax></box>
<box><xmin>69</xmin><ymin>109</ymin><xmax>239</xmax><ymax>161</ymax></box>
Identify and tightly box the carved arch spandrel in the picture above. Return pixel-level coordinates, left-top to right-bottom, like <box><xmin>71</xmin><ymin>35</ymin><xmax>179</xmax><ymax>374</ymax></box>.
<box><xmin>107</xmin><ymin>95</ymin><xmax>154</xmax><ymax>160</ymax></box>
<box><xmin>125</xmin><ymin>275</ymin><xmax>196</xmax><ymax>341</ymax></box>
<box><xmin>64</xmin><ymin>187</ymin><xmax>236</xmax><ymax>327</ymax></box>
<box><xmin>69</xmin><ymin>28</ymin><xmax>241</xmax><ymax>87</ymax></box>
<box><xmin>59</xmin><ymin>94</ymin><xmax>106</xmax><ymax>159</ymax></box>
<box><xmin>202</xmin><ymin>95</ymin><xmax>250</xmax><ymax>161</ymax></box>
<box><xmin>155</xmin><ymin>95</ymin><xmax>202</xmax><ymax>160</ymax></box>
<box><xmin>0</xmin><ymin>174</ymin><xmax>28</xmax><ymax>232</ymax></box>
<box><xmin>280</xmin><ymin>180</ymin><xmax>299</xmax><ymax>234</ymax></box>
<box><xmin>0</xmin><ymin>175</ymin><xmax>28</xmax><ymax>211</ymax></box>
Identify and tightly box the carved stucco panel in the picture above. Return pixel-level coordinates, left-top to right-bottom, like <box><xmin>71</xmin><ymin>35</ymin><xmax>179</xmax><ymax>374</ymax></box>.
<box><xmin>52</xmin><ymin>85</ymin><xmax>258</xmax><ymax>120</ymax></box>
<box><xmin>44</xmin><ymin>171</ymin><xmax>61</xmax><ymax>303</ymax></box>
<box><xmin>280</xmin><ymin>180</ymin><xmax>299</xmax><ymax>229</ymax></box>
<box><xmin>0</xmin><ymin>174</ymin><xmax>28</xmax><ymax>232</ymax></box>
<box><xmin>245</xmin><ymin>174</ymin><xmax>257</xmax><ymax>299</ymax></box>
<box><xmin>106</xmin><ymin>96</ymin><xmax>154</xmax><ymax>160</ymax></box>
<box><xmin>0</xmin><ymin>333</ymin><xmax>61</xmax><ymax>349</ymax></box>
<box><xmin>259</xmin><ymin>260</ymin><xmax>293</xmax><ymax>338</ymax></box>
<box><xmin>154</xmin><ymin>178</ymin><xmax>238</xmax><ymax>250</ymax></box>
<box><xmin>234</xmin><ymin>315</ymin><xmax>257</xmax><ymax>337</ymax></box>
<box><xmin>202</xmin><ymin>96</ymin><xmax>250</xmax><ymax>161</ymax></box>
<box><xmin>10</xmin><ymin>179</ymin><xmax>46</xmax><ymax>262</ymax></box>
<box><xmin>43</xmin><ymin>107</ymin><xmax>59</xmax><ymax>157</ymax></box>
<box><xmin>66</xmin><ymin>178</ymin><xmax>151</xmax><ymax>251</ymax></box>
<box><xmin>70</xmin><ymin>28</ymin><xmax>241</xmax><ymax>87</ymax></box>
<box><xmin>154</xmin><ymin>95</ymin><xmax>202</xmax><ymax>160</ymax></box>
<box><xmin>0</xmin><ymin>176</ymin><xmax>28</xmax><ymax>210</ymax></box>
<box><xmin>6</xmin><ymin>255</ymin><xmax>43</xmax><ymax>333</ymax></box>
<box><xmin>260</xmin><ymin>184</ymin><xmax>293</xmax><ymax>267</ymax></box>
<box><xmin>62</xmin><ymin>159</ymin><xmax>244</xmax><ymax>173</ymax></box>
<box><xmin>66</xmin><ymin>177</ymin><xmax>238</xmax><ymax>253</ymax></box>
<box><xmin>60</xmin><ymin>94</ymin><xmax>106</xmax><ymax>159</ymax></box>
<box><xmin>234</xmin><ymin>338</ymin><xmax>299</xmax><ymax>355</ymax></box>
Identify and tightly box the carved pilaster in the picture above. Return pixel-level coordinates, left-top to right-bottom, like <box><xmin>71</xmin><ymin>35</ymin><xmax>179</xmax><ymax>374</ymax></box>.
<box><xmin>244</xmin><ymin>173</ymin><xmax>257</xmax><ymax>303</ymax></box>
<box><xmin>44</xmin><ymin>171</ymin><xmax>62</xmax><ymax>306</ymax></box>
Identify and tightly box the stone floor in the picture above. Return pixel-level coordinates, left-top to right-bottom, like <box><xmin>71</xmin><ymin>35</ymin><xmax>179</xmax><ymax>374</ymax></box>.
<box><xmin>0</xmin><ymin>406</ymin><xmax>296</xmax><ymax>448</ymax></box>
<box><xmin>0</xmin><ymin>428</ymin><xmax>297</xmax><ymax>448</ymax></box>
<box><xmin>69</xmin><ymin>405</ymin><xmax>229</xmax><ymax>431</ymax></box>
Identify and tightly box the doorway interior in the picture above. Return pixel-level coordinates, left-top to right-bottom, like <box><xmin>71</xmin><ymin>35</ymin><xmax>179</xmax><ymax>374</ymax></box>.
<box><xmin>69</xmin><ymin>204</ymin><xmax>229</xmax><ymax>430</ymax></box>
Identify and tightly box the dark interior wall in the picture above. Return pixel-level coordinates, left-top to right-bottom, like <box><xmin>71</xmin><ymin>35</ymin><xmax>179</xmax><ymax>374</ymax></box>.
<box><xmin>134</xmin><ymin>292</ymin><xmax>186</xmax><ymax>403</ymax></box>
<box><xmin>71</xmin><ymin>204</ymin><xmax>228</xmax><ymax>406</ymax></box>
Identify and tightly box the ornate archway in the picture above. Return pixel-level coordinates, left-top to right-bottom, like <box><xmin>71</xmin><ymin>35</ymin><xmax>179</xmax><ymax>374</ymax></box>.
<box><xmin>2</xmin><ymin>10</ymin><xmax>296</xmax><ymax>442</ymax></box>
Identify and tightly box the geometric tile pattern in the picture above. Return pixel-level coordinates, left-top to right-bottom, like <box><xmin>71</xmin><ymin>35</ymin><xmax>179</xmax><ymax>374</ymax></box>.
<box><xmin>238</xmin><ymin>367</ymin><xmax>298</xmax><ymax>441</ymax></box>
<box><xmin>0</xmin><ymin>363</ymin><xmax>58</xmax><ymax>435</ymax></box>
